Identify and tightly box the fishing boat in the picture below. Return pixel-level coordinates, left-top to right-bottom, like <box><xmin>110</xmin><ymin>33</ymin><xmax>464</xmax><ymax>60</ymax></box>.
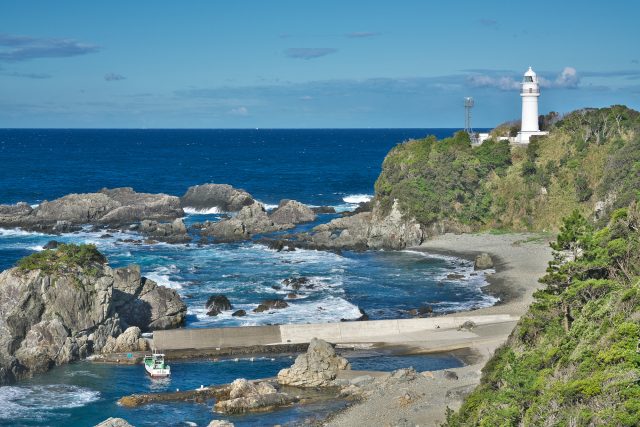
<box><xmin>143</xmin><ymin>352</ymin><xmax>170</xmax><ymax>378</ymax></box>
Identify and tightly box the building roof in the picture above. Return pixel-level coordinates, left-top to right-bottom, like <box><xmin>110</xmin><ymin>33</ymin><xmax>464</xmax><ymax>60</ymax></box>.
<box><xmin>524</xmin><ymin>66</ymin><xmax>537</xmax><ymax>77</ymax></box>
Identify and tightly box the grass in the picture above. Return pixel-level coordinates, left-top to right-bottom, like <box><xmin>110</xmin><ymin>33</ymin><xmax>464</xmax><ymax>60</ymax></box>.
<box><xmin>17</xmin><ymin>243</ymin><xmax>107</xmax><ymax>276</ymax></box>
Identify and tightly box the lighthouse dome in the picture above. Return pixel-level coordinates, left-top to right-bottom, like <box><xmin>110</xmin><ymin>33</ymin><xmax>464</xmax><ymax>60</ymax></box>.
<box><xmin>523</xmin><ymin>66</ymin><xmax>537</xmax><ymax>83</ymax></box>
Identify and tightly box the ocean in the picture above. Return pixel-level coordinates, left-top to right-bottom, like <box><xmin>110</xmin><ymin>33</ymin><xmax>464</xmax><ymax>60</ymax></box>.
<box><xmin>0</xmin><ymin>128</ymin><xmax>493</xmax><ymax>426</ymax></box>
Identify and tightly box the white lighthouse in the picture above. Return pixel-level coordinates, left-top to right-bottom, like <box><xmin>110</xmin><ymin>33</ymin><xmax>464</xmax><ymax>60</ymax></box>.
<box><xmin>517</xmin><ymin>67</ymin><xmax>548</xmax><ymax>143</ymax></box>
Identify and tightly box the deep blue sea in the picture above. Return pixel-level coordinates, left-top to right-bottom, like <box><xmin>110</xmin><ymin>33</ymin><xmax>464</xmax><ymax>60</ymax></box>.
<box><xmin>0</xmin><ymin>129</ymin><xmax>492</xmax><ymax>426</ymax></box>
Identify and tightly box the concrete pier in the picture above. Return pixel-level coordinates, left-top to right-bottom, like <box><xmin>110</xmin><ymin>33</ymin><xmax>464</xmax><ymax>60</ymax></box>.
<box><xmin>152</xmin><ymin>314</ymin><xmax>518</xmax><ymax>354</ymax></box>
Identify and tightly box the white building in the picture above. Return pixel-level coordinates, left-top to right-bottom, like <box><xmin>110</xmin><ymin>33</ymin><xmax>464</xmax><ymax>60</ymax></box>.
<box><xmin>516</xmin><ymin>67</ymin><xmax>548</xmax><ymax>144</ymax></box>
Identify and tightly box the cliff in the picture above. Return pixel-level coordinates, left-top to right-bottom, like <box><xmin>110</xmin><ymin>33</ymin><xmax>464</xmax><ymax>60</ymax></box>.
<box><xmin>373</xmin><ymin>105</ymin><xmax>640</xmax><ymax>237</ymax></box>
<box><xmin>0</xmin><ymin>244</ymin><xmax>186</xmax><ymax>384</ymax></box>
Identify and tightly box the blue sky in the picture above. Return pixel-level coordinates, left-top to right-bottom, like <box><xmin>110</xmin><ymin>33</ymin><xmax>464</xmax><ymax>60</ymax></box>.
<box><xmin>1</xmin><ymin>1</ymin><xmax>639</xmax><ymax>128</ymax></box>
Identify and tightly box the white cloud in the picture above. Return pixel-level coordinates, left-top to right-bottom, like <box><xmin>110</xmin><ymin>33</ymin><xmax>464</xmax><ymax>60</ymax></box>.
<box><xmin>229</xmin><ymin>106</ymin><xmax>249</xmax><ymax>116</ymax></box>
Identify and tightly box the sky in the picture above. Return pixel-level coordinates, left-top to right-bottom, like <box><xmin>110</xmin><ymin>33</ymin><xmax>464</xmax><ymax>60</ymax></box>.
<box><xmin>1</xmin><ymin>0</ymin><xmax>639</xmax><ymax>128</ymax></box>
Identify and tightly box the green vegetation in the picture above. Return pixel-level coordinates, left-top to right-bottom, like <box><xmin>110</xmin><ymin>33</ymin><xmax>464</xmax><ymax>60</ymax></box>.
<box><xmin>374</xmin><ymin>105</ymin><xmax>640</xmax><ymax>233</ymax></box>
<box><xmin>17</xmin><ymin>243</ymin><xmax>107</xmax><ymax>276</ymax></box>
<box><xmin>374</xmin><ymin>131</ymin><xmax>512</xmax><ymax>227</ymax></box>
<box><xmin>445</xmin><ymin>204</ymin><xmax>640</xmax><ymax>426</ymax></box>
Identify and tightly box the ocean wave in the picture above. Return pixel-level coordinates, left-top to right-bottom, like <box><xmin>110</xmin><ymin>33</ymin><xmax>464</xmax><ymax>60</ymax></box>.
<box><xmin>0</xmin><ymin>228</ymin><xmax>45</xmax><ymax>237</ymax></box>
<box><xmin>342</xmin><ymin>194</ymin><xmax>372</xmax><ymax>204</ymax></box>
<box><xmin>183</xmin><ymin>206</ymin><xmax>222</xmax><ymax>215</ymax></box>
<box><xmin>189</xmin><ymin>295</ymin><xmax>362</xmax><ymax>327</ymax></box>
<box><xmin>0</xmin><ymin>384</ymin><xmax>100</xmax><ymax>420</ymax></box>
<box><xmin>145</xmin><ymin>265</ymin><xmax>184</xmax><ymax>290</ymax></box>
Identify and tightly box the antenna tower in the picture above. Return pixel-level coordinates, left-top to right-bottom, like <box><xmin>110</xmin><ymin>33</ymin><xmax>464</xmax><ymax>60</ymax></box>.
<box><xmin>464</xmin><ymin>97</ymin><xmax>474</xmax><ymax>134</ymax></box>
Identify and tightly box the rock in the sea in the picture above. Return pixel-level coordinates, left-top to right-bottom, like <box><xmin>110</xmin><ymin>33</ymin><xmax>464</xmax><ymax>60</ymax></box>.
<box><xmin>43</xmin><ymin>240</ymin><xmax>60</xmax><ymax>250</ymax></box>
<box><xmin>94</xmin><ymin>417</ymin><xmax>135</xmax><ymax>427</ymax></box>
<box><xmin>269</xmin><ymin>200</ymin><xmax>316</xmax><ymax>225</ymax></box>
<box><xmin>408</xmin><ymin>305</ymin><xmax>433</xmax><ymax>317</ymax></box>
<box><xmin>207</xmin><ymin>421</ymin><xmax>235</xmax><ymax>427</ymax></box>
<box><xmin>311</xmin><ymin>206</ymin><xmax>336</xmax><ymax>214</ymax></box>
<box><xmin>253</xmin><ymin>299</ymin><xmax>288</xmax><ymax>313</ymax></box>
<box><xmin>181</xmin><ymin>183</ymin><xmax>254</xmax><ymax>212</ymax></box>
<box><xmin>101</xmin><ymin>326</ymin><xmax>149</xmax><ymax>354</ymax></box>
<box><xmin>231</xmin><ymin>310</ymin><xmax>247</xmax><ymax>317</ymax></box>
<box><xmin>214</xmin><ymin>379</ymin><xmax>297</xmax><ymax>414</ymax></box>
<box><xmin>139</xmin><ymin>218</ymin><xmax>190</xmax><ymax>243</ymax></box>
<box><xmin>199</xmin><ymin>202</ymin><xmax>292</xmax><ymax>242</ymax></box>
<box><xmin>206</xmin><ymin>295</ymin><xmax>232</xmax><ymax>316</ymax></box>
<box><xmin>0</xmin><ymin>245</ymin><xmax>186</xmax><ymax>384</ymax></box>
<box><xmin>0</xmin><ymin>188</ymin><xmax>184</xmax><ymax>232</ymax></box>
<box><xmin>277</xmin><ymin>338</ymin><xmax>350</xmax><ymax>387</ymax></box>
<box><xmin>474</xmin><ymin>253</ymin><xmax>494</xmax><ymax>270</ymax></box>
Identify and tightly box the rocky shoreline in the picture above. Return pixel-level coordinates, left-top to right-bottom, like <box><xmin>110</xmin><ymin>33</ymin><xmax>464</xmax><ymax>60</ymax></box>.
<box><xmin>0</xmin><ymin>182</ymin><xmax>453</xmax><ymax>251</ymax></box>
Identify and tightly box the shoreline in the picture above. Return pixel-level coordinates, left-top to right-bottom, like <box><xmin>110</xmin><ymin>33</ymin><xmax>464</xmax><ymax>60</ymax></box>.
<box><xmin>324</xmin><ymin>232</ymin><xmax>553</xmax><ymax>427</ymax></box>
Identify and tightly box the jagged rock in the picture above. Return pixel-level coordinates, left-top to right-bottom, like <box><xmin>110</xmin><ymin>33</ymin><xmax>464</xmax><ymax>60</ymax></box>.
<box><xmin>0</xmin><ymin>188</ymin><xmax>184</xmax><ymax>232</ymax></box>
<box><xmin>282</xmin><ymin>276</ymin><xmax>309</xmax><ymax>290</ymax></box>
<box><xmin>206</xmin><ymin>295</ymin><xmax>232</xmax><ymax>316</ymax></box>
<box><xmin>0</xmin><ymin>250</ymin><xmax>186</xmax><ymax>384</ymax></box>
<box><xmin>311</xmin><ymin>206</ymin><xmax>336</xmax><ymax>214</ymax></box>
<box><xmin>447</xmin><ymin>273</ymin><xmax>465</xmax><ymax>280</ymax></box>
<box><xmin>112</xmin><ymin>265</ymin><xmax>187</xmax><ymax>332</ymax></box>
<box><xmin>214</xmin><ymin>379</ymin><xmax>297</xmax><ymax>414</ymax></box>
<box><xmin>253</xmin><ymin>299</ymin><xmax>288</xmax><ymax>313</ymax></box>
<box><xmin>474</xmin><ymin>253</ymin><xmax>494</xmax><ymax>270</ymax></box>
<box><xmin>269</xmin><ymin>200</ymin><xmax>316</xmax><ymax>225</ymax></box>
<box><xmin>101</xmin><ymin>326</ymin><xmax>149</xmax><ymax>354</ymax></box>
<box><xmin>139</xmin><ymin>218</ymin><xmax>190</xmax><ymax>243</ymax></box>
<box><xmin>207</xmin><ymin>421</ymin><xmax>235</xmax><ymax>427</ymax></box>
<box><xmin>94</xmin><ymin>417</ymin><xmax>135</xmax><ymax>427</ymax></box>
<box><xmin>277</xmin><ymin>338</ymin><xmax>350</xmax><ymax>387</ymax></box>
<box><xmin>200</xmin><ymin>202</ymin><xmax>292</xmax><ymax>242</ymax></box>
<box><xmin>231</xmin><ymin>310</ymin><xmax>247</xmax><ymax>317</ymax></box>
<box><xmin>367</xmin><ymin>200</ymin><xmax>423</xmax><ymax>250</ymax></box>
<box><xmin>181</xmin><ymin>184</ymin><xmax>254</xmax><ymax>212</ymax></box>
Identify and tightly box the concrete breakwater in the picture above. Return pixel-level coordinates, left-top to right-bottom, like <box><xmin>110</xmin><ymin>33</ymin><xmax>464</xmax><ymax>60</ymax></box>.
<box><xmin>152</xmin><ymin>314</ymin><xmax>519</xmax><ymax>353</ymax></box>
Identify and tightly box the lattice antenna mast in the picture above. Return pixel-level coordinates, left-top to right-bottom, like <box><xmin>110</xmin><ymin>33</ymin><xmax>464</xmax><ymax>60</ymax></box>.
<box><xmin>464</xmin><ymin>97</ymin><xmax>474</xmax><ymax>134</ymax></box>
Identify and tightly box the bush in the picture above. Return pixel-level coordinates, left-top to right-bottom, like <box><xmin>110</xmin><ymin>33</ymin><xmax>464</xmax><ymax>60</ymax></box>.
<box><xmin>17</xmin><ymin>243</ymin><xmax>107</xmax><ymax>275</ymax></box>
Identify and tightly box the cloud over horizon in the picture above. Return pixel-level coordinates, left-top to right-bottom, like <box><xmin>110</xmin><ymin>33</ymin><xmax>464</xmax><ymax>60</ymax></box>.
<box><xmin>0</xmin><ymin>33</ymin><xmax>99</xmax><ymax>62</ymax></box>
<box><xmin>284</xmin><ymin>48</ymin><xmax>337</xmax><ymax>59</ymax></box>
<box><xmin>467</xmin><ymin>67</ymin><xmax>581</xmax><ymax>90</ymax></box>
<box><xmin>345</xmin><ymin>31</ymin><xmax>380</xmax><ymax>38</ymax></box>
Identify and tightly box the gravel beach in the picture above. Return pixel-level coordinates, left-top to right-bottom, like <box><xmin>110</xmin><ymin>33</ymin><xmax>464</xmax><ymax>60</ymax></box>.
<box><xmin>324</xmin><ymin>232</ymin><xmax>553</xmax><ymax>427</ymax></box>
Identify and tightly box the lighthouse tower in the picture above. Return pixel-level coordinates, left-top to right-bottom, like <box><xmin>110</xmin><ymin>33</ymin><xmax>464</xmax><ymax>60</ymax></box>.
<box><xmin>517</xmin><ymin>67</ymin><xmax>548</xmax><ymax>143</ymax></box>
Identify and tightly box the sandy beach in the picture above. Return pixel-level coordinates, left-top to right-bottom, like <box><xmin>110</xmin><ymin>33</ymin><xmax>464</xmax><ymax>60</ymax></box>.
<box><xmin>325</xmin><ymin>232</ymin><xmax>553</xmax><ymax>427</ymax></box>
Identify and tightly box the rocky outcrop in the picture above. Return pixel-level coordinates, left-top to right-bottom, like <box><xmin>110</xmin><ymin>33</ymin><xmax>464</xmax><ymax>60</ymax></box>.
<box><xmin>269</xmin><ymin>200</ymin><xmax>316</xmax><ymax>225</ymax></box>
<box><xmin>0</xmin><ymin>248</ymin><xmax>186</xmax><ymax>384</ymax></box>
<box><xmin>199</xmin><ymin>202</ymin><xmax>292</xmax><ymax>242</ymax></box>
<box><xmin>366</xmin><ymin>200</ymin><xmax>424</xmax><ymax>249</ymax></box>
<box><xmin>474</xmin><ymin>253</ymin><xmax>494</xmax><ymax>270</ymax></box>
<box><xmin>94</xmin><ymin>418</ymin><xmax>135</xmax><ymax>427</ymax></box>
<box><xmin>207</xmin><ymin>421</ymin><xmax>235</xmax><ymax>427</ymax></box>
<box><xmin>101</xmin><ymin>326</ymin><xmax>149</xmax><ymax>354</ymax></box>
<box><xmin>138</xmin><ymin>218</ymin><xmax>190</xmax><ymax>243</ymax></box>
<box><xmin>0</xmin><ymin>188</ymin><xmax>183</xmax><ymax>232</ymax></box>
<box><xmin>214</xmin><ymin>378</ymin><xmax>297</xmax><ymax>414</ymax></box>
<box><xmin>253</xmin><ymin>299</ymin><xmax>288</xmax><ymax>313</ymax></box>
<box><xmin>298</xmin><ymin>212</ymin><xmax>371</xmax><ymax>250</ymax></box>
<box><xmin>111</xmin><ymin>265</ymin><xmax>186</xmax><ymax>331</ymax></box>
<box><xmin>181</xmin><ymin>184</ymin><xmax>254</xmax><ymax>212</ymax></box>
<box><xmin>277</xmin><ymin>338</ymin><xmax>350</xmax><ymax>387</ymax></box>
<box><xmin>206</xmin><ymin>295</ymin><xmax>232</xmax><ymax>316</ymax></box>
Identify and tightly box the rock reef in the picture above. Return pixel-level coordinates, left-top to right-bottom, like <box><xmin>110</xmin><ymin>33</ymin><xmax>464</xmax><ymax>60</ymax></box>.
<box><xmin>277</xmin><ymin>338</ymin><xmax>350</xmax><ymax>387</ymax></box>
<box><xmin>181</xmin><ymin>183</ymin><xmax>254</xmax><ymax>212</ymax></box>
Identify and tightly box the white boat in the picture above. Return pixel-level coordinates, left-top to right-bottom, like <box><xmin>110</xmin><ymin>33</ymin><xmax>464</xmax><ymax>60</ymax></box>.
<box><xmin>143</xmin><ymin>353</ymin><xmax>170</xmax><ymax>378</ymax></box>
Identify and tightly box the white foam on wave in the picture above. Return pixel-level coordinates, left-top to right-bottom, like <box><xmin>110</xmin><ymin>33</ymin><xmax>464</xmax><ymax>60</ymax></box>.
<box><xmin>0</xmin><ymin>228</ymin><xmax>45</xmax><ymax>238</ymax></box>
<box><xmin>342</xmin><ymin>194</ymin><xmax>372</xmax><ymax>204</ymax></box>
<box><xmin>0</xmin><ymin>384</ymin><xmax>100</xmax><ymax>420</ymax></box>
<box><xmin>189</xmin><ymin>295</ymin><xmax>362</xmax><ymax>327</ymax></box>
<box><xmin>145</xmin><ymin>264</ymin><xmax>185</xmax><ymax>290</ymax></box>
<box><xmin>183</xmin><ymin>206</ymin><xmax>222</xmax><ymax>215</ymax></box>
<box><xmin>27</xmin><ymin>245</ymin><xmax>44</xmax><ymax>251</ymax></box>
<box><xmin>259</xmin><ymin>202</ymin><xmax>279</xmax><ymax>211</ymax></box>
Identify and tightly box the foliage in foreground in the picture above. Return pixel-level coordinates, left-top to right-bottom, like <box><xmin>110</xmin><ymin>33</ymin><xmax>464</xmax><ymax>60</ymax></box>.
<box><xmin>445</xmin><ymin>205</ymin><xmax>640</xmax><ymax>426</ymax></box>
<box><xmin>374</xmin><ymin>105</ymin><xmax>640</xmax><ymax>232</ymax></box>
<box><xmin>16</xmin><ymin>243</ymin><xmax>107</xmax><ymax>275</ymax></box>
